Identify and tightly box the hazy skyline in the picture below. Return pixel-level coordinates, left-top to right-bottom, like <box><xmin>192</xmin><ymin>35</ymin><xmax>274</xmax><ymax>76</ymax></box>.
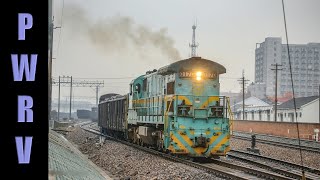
<box><xmin>52</xmin><ymin>0</ymin><xmax>320</xmax><ymax>105</ymax></box>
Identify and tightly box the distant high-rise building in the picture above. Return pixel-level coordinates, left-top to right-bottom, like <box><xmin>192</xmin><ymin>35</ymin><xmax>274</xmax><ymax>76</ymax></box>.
<box><xmin>249</xmin><ymin>37</ymin><xmax>320</xmax><ymax>98</ymax></box>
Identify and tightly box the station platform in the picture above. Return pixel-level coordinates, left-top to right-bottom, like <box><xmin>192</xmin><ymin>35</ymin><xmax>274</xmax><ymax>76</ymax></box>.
<box><xmin>49</xmin><ymin>129</ymin><xmax>113</xmax><ymax>180</ymax></box>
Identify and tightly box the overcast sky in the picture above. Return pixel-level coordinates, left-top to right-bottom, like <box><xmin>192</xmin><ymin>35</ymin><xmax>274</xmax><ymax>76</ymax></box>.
<box><xmin>52</xmin><ymin>0</ymin><xmax>320</xmax><ymax>105</ymax></box>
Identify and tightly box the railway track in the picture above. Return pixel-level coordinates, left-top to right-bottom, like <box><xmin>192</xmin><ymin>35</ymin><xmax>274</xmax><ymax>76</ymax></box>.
<box><xmin>227</xmin><ymin>150</ymin><xmax>320</xmax><ymax>180</ymax></box>
<box><xmin>232</xmin><ymin>132</ymin><xmax>320</xmax><ymax>153</ymax></box>
<box><xmin>79</xmin><ymin>122</ymin><xmax>296</xmax><ymax>180</ymax></box>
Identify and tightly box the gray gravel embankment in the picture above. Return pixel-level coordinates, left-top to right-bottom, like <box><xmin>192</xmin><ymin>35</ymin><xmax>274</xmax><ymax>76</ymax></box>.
<box><xmin>66</xmin><ymin>127</ymin><xmax>225</xmax><ymax>180</ymax></box>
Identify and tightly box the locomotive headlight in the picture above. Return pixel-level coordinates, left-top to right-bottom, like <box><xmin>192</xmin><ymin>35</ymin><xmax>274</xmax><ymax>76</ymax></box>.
<box><xmin>196</xmin><ymin>71</ymin><xmax>202</xmax><ymax>81</ymax></box>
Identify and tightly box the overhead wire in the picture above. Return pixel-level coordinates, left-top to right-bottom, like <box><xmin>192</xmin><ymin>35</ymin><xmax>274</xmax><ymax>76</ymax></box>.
<box><xmin>53</xmin><ymin>76</ymin><xmax>135</xmax><ymax>80</ymax></box>
<box><xmin>55</xmin><ymin>76</ymin><xmax>240</xmax><ymax>80</ymax></box>
<box><xmin>281</xmin><ymin>0</ymin><xmax>305</xmax><ymax>179</ymax></box>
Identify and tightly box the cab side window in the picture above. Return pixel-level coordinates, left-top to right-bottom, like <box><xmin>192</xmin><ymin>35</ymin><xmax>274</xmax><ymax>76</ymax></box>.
<box><xmin>167</xmin><ymin>81</ymin><xmax>175</xmax><ymax>94</ymax></box>
<box><xmin>130</xmin><ymin>84</ymin><xmax>133</xmax><ymax>95</ymax></box>
<box><xmin>135</xmin><ymin>83</ymin><xmax>141</xmax><ymax>93</ymax></box>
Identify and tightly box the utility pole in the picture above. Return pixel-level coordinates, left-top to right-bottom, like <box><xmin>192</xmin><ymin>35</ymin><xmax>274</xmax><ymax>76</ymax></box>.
<box><xmin>48</xmin><ymin>1</ymin><xmax>61</xmax><ymax>123</ymax></box>
<box><xmin>69</xmin><ymin>76</ymin><xmax>73</xmax><ymax>120</ymax></box>
<box><xmin>271</xmin><ymin>63</ymin><xmax>283</xmax><ymax>122</ymax></box>
<box><xmin>96</xmin><ymin>86</ymin><xmax>99</xmax><ymax>106</ymax></box>
<box><xmin>58</xmin><ymin>76</ymin><xmax>61</xmax><ymax>121</ymax></box>
<box><xmin>48</xmin><ymin>0</ymin><xmax>53</xmax><ymax>121</ymax></box>
<box><xmin>238</xmin><ymin>70</ymin><xmax>249</xmax><ymax>120</ymax></box>
<box><xmin>52</xmin><ymin>77</ymin><xmax>104</xmax><ymax>116</ymax></box>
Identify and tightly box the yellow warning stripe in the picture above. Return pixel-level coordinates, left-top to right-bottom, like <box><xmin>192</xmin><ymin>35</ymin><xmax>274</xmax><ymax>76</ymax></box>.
<box><xmin>200</xmin><ymin>96</ymin><xmax>219</xmax><ymax>108</ymax></box>
<box><xmin>177</xmin><ymin>96</ymin><xmax>192</xmax><ymax>105</ymax></box>
<box><xmin>210</xmin><ymin>135</ymin><xmax>229</xmax><ymax>154</ymax></box>
<box><xmin>170</xmin><ymin>133</ymin><xmax>189</xmax><ymax>153</ymax></box>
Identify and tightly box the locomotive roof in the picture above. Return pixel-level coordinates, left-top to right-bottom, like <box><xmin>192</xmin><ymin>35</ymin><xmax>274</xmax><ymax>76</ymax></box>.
<box><xmin>157</xmin><ymin>57</ymin><xmax>226</xmax><ymax>75</ymax></box>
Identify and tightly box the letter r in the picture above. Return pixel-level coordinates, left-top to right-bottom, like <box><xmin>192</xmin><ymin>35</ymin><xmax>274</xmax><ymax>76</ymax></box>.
<box><xmin>18</xmin><ymin>96</ymin><xmax>33</xmax><ymax>122</ymax></box>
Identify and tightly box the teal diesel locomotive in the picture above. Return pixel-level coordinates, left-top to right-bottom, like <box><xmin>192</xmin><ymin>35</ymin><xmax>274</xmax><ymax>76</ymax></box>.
<box><xmin>98</xmin><ymin>56</ymin><xmax>233</xmax><ymax>158</ymax></box>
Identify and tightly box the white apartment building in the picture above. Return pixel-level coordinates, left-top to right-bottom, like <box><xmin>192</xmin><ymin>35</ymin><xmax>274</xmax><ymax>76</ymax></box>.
<box><xmin>249</xmin><ymin>37</ymin><xmax>320</xmax><ymax>98</ymax></box>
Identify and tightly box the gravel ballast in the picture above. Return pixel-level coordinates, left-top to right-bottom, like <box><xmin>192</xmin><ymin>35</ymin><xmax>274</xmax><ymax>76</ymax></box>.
<box><xmin>64</xmin><ymin>125</ymin><xmax>320</xmax><ymax>179</ymax></box>
<box><xmin>230</xmin><ymin>138</ymin><xmax>320</xmax><ymax>170</ymax></box>
<box><xmin>66</xmin><ymin>127</ymin><xmax>224</xmax><ymax>180</ymax></box>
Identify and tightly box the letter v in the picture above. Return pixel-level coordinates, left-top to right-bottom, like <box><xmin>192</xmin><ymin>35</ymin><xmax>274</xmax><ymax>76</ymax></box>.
<box><xmin>16</xmin><ymin>136</ymin><xmax>33</xmax><ymax>164</ymax></box>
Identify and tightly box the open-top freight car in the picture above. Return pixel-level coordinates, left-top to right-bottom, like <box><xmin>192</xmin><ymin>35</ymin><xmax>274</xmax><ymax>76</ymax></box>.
<box><xmin>98</xmin><ymin>94</ymin><xmax>128</xmax><ymax>138</ymax></box>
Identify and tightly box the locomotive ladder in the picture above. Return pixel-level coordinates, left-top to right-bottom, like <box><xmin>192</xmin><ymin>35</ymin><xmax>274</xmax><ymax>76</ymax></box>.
<box><xmin>226</xmin><ymin>97</ymin><xmax>234</xmax><ymax>136</ymax></box>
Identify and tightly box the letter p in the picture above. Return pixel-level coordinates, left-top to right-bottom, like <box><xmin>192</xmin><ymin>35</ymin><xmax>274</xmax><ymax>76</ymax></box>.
<box><xmin>18</xmin><ymin>13</ymin><xmax>33</xmax><ymax>40</ymax></box>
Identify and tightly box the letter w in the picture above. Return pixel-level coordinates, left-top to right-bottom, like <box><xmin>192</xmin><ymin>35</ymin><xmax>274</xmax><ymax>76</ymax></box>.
<box><xmin>11</xmin><ymin>54</ymin><xmax>37</xmax><ymax>81</ymax></box>
<box><xmin>16</xmin><ymin>136</ymin><xmax>33</xmax><ymax>164</ymax></box>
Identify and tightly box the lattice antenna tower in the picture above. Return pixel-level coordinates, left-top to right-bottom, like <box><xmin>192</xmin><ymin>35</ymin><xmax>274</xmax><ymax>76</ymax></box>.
<box><xmin>189</xmin><ymin>20</ymin><xmax>199</xmax><ymax>57</ymax></box>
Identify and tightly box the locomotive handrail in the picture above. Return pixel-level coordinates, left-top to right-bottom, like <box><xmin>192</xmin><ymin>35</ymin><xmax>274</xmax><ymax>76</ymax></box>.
<box><xmin>165</xmin><ymin>98</ymin><xmax>174</xmax><ymax>116</ymax></box>
<box><xmin>226</xmin><ymin>97</ymin><xmax>234</xmax><ymax>136</ymax></box>
<box><xmin>164</xmin><ymin>97</ymin><xmax>174</xmax><ymax>136</ymax></box>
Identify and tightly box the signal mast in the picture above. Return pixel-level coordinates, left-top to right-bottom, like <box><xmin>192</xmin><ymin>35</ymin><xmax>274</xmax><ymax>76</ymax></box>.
<box><xmin>189</xmin><ymin>21</ymin><xmax>199</xmax><ymax>57</ymax></box>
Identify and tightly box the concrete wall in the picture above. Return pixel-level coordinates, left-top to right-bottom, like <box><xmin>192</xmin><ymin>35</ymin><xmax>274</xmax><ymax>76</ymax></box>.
<box><xmin>232</xmin><ymin>120</ymin><xmax>320</xmax><ymax>140</ymax></box>
<box><xmin>53</xmin><ymin>121</ymin><xmax>73</xmax><ymax>129</ymax></box>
